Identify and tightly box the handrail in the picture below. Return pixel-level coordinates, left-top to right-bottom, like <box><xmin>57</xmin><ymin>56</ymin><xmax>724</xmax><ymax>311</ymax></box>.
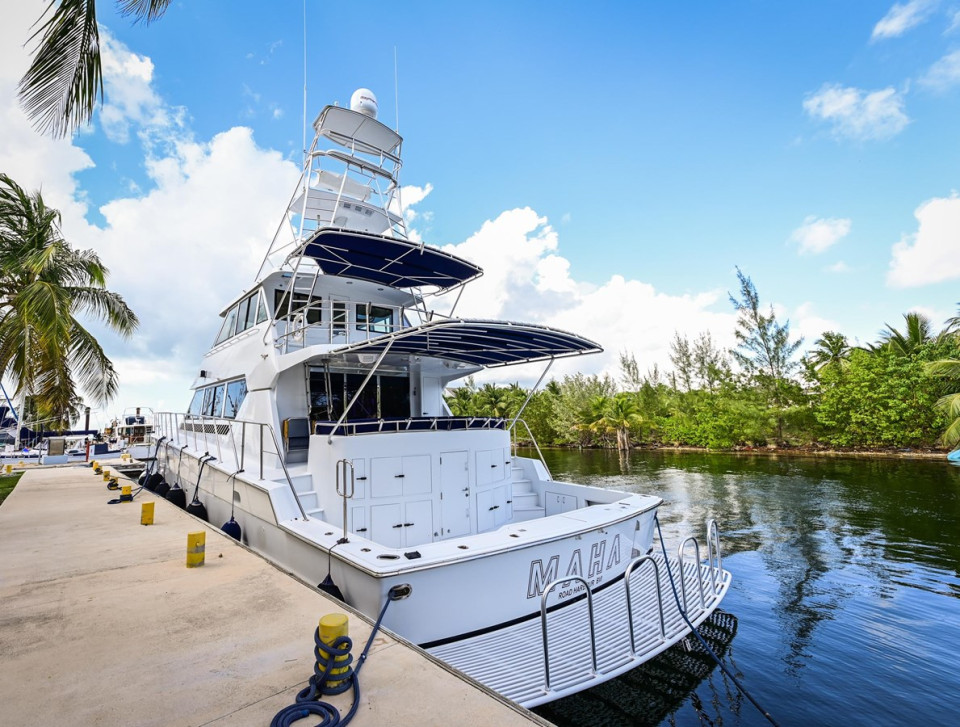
<box><xmin>152</xmin><ymin>411</ymin><xmax>309</xmax><ymax>520</ymax></box>
<box><xmin>316</xmin><ymin>416</ymin><xmax>506</xmax><ymax>436</ymax></box>
<box><xmin>539</xmin><ymin>576</ymin><xmax>596</xmax><ymax>692</ymax></box>
<box><xmin>510</xmin><ymin>417</ymin><xmax>553</xmax><ymax>481</ymax></box>
<box><xmin>335</xmin><ymin>458</ymin><xmax>354</xmax><ymax>543</ymax></box>
<box><xmin>624</xmin><ymin>555</ymin><xmax>666</xmax><ymax>652</ymax></box>
<box><xmin>677</xmin><ymin>536</ymin><xmax>707</xmax><ymax>611</ymax></box>
<box><xmin>706</xmin><ymin>518</ymin><xmax>723</xmax><ymax>595</ymax></box>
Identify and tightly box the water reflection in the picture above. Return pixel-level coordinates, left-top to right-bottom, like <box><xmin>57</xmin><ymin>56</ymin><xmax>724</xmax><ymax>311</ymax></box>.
<box><xmin>534</xmin><ymin>611</ymin><xmax>740</xmax><ymax>727</ymax></box>
<box><xmin>521</xmin><ymin>448</ymin><xmax>960</xmax><ymax>725</ymax></box>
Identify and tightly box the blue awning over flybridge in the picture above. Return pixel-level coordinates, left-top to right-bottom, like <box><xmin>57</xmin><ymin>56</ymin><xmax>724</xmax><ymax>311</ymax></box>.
<box><xmin>327</xmin><ymin>319</ymin><xmax>602</xmax><ymax>368</ymax></box>
<box><xmin>302</xmin><ymin>229</ymin><xmax>482</xmax><ymax>291</ymax></box>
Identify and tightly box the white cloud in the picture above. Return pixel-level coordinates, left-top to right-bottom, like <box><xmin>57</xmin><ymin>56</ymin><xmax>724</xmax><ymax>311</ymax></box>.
<box><xmin>888</xmin><ymin>194</ymin><xmax>960</xmax><ymax>287</ymax></box>
<box><xmin>919</xmin><ymin>49</ymin><xmax>960</xmax><ymax>90</ymax></box>
<box><xmin>440</xmin><ymin>209</ymin><xmax>738</xmax><ymax>384</ymax></box>
<box><xmin>803</xmin><ymin>84</ymin><xmax>909</xmax><ymax>141</ymax></box>
<box><xmin>825</xmin><ymin>261</ymin><xmax>850</xmax><ymax>273</ymax></box>
<box><xmin>790</xmin><ymin>216</ymin><xmax>851</xmax><ymax>255</ymax></box>
<box><xmin>98</xmin><ymin>29</ymin><xmax>185</xmax><ymax>145</ymax></box>
<box><xmin>871</xmin><ymin>1</ymin><xmax>937</xmax><ymax>41</ymax></box>
<box><xmin>949</xmin><ymin>9</ymin><xmax>960</xmax><ymax>33</ymax></box>
<box><xmin>792</xmin><ymin>302</ymin><xmax>841</xmax><ymax>344</ymax></box>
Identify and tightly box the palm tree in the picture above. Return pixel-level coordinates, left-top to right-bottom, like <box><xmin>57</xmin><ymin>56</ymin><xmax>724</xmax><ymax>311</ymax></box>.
<box><xmin>19</xmin><ymin>0</ymin><xmax>172</xmax><ymax>137</ymax></box>
<box><xmin>0</xmin><ymin>173</ymin><xmax>138</xmax><ymax>428</ymax></box>
<box><xmin>926</xmin><ymin>359</ymin><xmax>960</xmax><ymax>447</ymax></box>
<box><xmin>806</xmin><ymin>331</ymin><xmax>851</xmax><ymax>375</ymax></box>
<box><xmin>878</xmin><ymin>312</ymin><xmax>937</xmax><ymax>357</ymax></box>
<box><xmin>600</xmin><ymin>393</ymin><xmax>644</xmax><ymax>451</ymax></box>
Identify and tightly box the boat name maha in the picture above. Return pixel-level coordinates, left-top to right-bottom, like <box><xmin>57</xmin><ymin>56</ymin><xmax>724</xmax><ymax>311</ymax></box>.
<box><xmin>526</xmin><ymin>534</ymin><xmax>621</xmax><ymax>599</ymax></box>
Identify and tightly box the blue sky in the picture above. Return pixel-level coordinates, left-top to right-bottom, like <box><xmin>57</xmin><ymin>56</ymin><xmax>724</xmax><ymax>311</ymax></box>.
<box><xmin>2</xmin><ymin>1</ymin><xmax>960</xmax><ymax>426</ymax></box>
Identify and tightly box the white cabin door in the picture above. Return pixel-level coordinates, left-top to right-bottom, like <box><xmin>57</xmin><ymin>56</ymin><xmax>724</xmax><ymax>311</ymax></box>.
<box><xmin>439</xmin><ymin>450</ymin><xmax>471</xmax><ymax>539</ymax></box>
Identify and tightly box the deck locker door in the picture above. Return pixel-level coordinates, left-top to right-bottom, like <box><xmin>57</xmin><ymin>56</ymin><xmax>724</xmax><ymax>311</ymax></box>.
<box><xmin>439</xmin><ymin>451</ymin><xmax>471</xmax><ymax>539</ymax></box>
<box><xmin>371</xmin><ymin>456</ymin><xmax>403</xmax><ymax>497</ymax></box>
<box><xmin>403</xmin><ymin>500</ymin><xmax>433</xmax><ymax>546</ymax></box>
<box><xmin>370</xmin><ymin>503</ymin><xmax>403</xmax><ymax>547</ymax></box>
<box><xmin>401</xmin><ymin>454</ymin><xmax>431</xmax><ymax>495</ymax></box>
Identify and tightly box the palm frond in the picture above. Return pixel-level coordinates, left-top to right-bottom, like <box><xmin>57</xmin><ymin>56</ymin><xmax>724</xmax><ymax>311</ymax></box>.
<box><xmin>118</xmin><ymin>0</ymin><xmax>173</xmax><ymax>24</ymax></box>
<box><xmin>69</xmin><ymin>320</ymin><xmax>119</xmax><ymax>406</ymax></box>
<box><xmin>18</xmin><ymin>0</ymin><xmax>101</xmax><ymax>138</ymax></box>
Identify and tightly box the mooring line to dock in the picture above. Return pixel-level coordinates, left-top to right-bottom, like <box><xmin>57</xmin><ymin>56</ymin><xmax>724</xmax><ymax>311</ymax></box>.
<box><xmin>655</xmin><ymin>515</ymin><xmax>780</xmax><ymax>727</ymax></box>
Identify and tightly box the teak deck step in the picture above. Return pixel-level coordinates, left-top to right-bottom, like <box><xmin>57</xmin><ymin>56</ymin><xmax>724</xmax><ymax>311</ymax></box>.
<box><xmin>428</xmin><ymin>552</ymin><xmax>730</xmax><ymax>708</ymax></box>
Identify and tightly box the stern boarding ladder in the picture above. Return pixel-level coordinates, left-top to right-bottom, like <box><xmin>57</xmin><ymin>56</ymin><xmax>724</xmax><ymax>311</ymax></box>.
<box><xmin>428</xmin><ymin>520</ymin><xmax>731</xmax><ymax>708</ymax></box>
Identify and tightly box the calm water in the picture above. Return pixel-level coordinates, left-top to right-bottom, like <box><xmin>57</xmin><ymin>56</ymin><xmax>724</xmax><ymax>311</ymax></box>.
<box><xmin>528</xmin><ymin>449</ymin><xmax>960</xmax><ymax>727</ymax></box>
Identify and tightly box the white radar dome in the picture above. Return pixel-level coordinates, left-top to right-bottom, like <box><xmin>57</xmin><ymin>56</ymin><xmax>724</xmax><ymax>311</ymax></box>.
<box><xmin>350</xmin><ymin>88</ymin><xmax>378</xmax><ymax>118</ymax></box>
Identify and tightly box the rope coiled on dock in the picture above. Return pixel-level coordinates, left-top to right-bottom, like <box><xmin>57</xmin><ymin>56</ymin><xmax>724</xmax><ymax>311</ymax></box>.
<box><xmin>270</xmin><ymin>585</ymin><xmax>404</xmax><ymax>727</ymax></box>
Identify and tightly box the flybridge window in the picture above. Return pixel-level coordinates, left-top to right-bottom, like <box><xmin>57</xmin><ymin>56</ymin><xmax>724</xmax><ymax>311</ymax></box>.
<box><xmin>215</xmin><ymin>290</ymin><xmax>266</xmax><ymax>345</ymax></box>
<box><xmin>187</xmin><ymin>377</ymin><xmax>247</xmax><ymax>419</ymax></box>
<box><xmin>275</xmin><ymin>289</ymin><xmax>322</xmax><ymax>324</ymax></box>
<box><xmin>356</xmin><ymin>304</ymin><xmax>393</xmax><ymax>333</ymax></box>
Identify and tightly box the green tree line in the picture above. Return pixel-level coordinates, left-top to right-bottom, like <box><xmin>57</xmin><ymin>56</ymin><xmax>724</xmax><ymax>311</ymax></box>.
<box><xmin>447</xmin><ymin>270</ymin><xmax>960</xmax><ymax>452</ymax></box>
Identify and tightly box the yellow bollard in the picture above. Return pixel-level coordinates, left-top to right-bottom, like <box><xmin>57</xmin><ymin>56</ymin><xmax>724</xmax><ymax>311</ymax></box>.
<box><xmin>141</xmin><ymin>501</ymin><xmax>155</xmax><ymax>525</ymax></box>
<box><xmin>4</xmin><ymin>464</ymin><xmax>11</xmax><ymax>474</ymax></box>
<box><xmin>91</xmin><ymin>460</ymin><xmax>99</xmax><ymax>470</ymax></box>
<box><xmin>186</xmin><ymin>531</ymin><xmax>205</xmax><ymax>568</ymax></box>
<box><xmin>119</xmin><ymin>484</ymin><xmax>133</xmax><ymax>502</ymax></box>
<box><xmin>318</xmin><ymin>613</ymin><xmax>350</xmax><ymax>689</ymax></box>
<box><xmin>102</xmin><ymin>469</ymin><xmax>111</xmax><ymax>482</ymax></box>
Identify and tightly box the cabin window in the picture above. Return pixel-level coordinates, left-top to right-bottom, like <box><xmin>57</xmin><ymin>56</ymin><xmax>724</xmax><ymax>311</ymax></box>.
<box><xmin>187</xmin><ymin>390</ymin><xmax>204</xmax><ymax>416</ymax></box>
<box><xmin>215</xmin><ymin>306</ymin><xmax>239</xmax><ymax>344</ymax></box>
<box><xmin>275</xmin><ymin>289</ymin><xmax>322</xmax><ymax>324</ymax></box>
<box><xmin>309</xmin><ymin>368</ymin><xmax>409</xmax><ymax>421</ymax></box>
<box><xmin>201</xmin><ymin>387</ymin><xmax>214</xmax><ymax>415</ymax></box>
<box><xmin>224</xmin><ymin>379</ymin><xmax>247</xmax><ymax>419</ymax></box>
<box><xmin>332</xmin><ymin>302</ymin><xmax>347</xmax><ymax>333</ymax></box>
<box><xmin>236</xmin><ymin>297</ymin><xmax>251</xmax><ymax>334</ymax></box>
<box><xmin>210</xmin><ymin>385</ymin><xmax>225</xmax><ymax>417</ymax></box>
<box><xmin>214</xmin><ymin>291</ymin><xmax>263</xmax><ymax>345</ymax></box>
<box><xmin>356</xmin><ymin>304</ymin><xmax>393</xmax><ymax>333</ymax></box>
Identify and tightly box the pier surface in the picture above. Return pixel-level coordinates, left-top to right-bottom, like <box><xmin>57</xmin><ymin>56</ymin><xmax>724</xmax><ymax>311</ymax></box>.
<box><xmin>0</xmin><ymin>465</ymin><xmax>547</xmax><ymax>726</ymax></box>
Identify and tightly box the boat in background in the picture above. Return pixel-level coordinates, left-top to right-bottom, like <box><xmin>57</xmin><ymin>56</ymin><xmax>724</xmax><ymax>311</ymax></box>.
<box><xmin>105</xmin><ymin>407</ymin><xmax>155</xmax><ymax>460</ymax></box>
<box><xmin>146</xmin><ymin>88</ymin><xmax>731</xmax><ymax>706</ymax></box>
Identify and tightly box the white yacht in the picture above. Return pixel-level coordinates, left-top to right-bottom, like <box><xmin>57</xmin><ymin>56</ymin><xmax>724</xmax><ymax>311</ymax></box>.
<box><xmin>151</xmin><ymin>89</ymin><xmax>730</xmax><ymax>707</ymax></box>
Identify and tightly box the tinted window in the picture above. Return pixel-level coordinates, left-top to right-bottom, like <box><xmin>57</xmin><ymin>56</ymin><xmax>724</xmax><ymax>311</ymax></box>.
<box><xmin>210</xmin><ymin>385</ymin><xmax>225</xmax><ymax>417</ymax></box>
<box><xmin>224</xmin><ymin>379</ymin><xmax>247</xmax><ymax>418</ymax></box>
<box><xmin>243</xmin><ymin>293</ymin><xmax>259</xmax><ymax>330</ymax></box>
<box><xmin>201</xmin><ymin>387</ymin><xmax>214</xmax><ymax>415</ymax></box>
<box><xmin>236</xmin><ymin>297</ymin><xmax>251</xmax><ymax>334</ymax></box>
<box><xmin>188</xmin><ymin>390</ymin><xmax>204</xmax><ymax>416</ymax></box>
<box><xmin>256</xmin><ymin>294</ymin><xmax>268</xmax><ymax>324</ymax></box>
<box><xmin>215</xmin><ymin>305</ymin><xmax>239</xmax><ymax>344</ymax></box>
<box><xmin>357</xmin><ymin>304</ymin><xmax>393</xmax><ymax>333</ymax></box>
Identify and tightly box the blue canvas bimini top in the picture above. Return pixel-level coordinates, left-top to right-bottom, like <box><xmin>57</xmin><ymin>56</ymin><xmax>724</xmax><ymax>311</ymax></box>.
<box><xmin>328</xmin><ymin>319</ymin><xmax>602</xmax><ymax>368</ymax></box>
<box><xmin>302</xmin><ymin>229</ymin><xmax>482</xmax><ymax>291</ymax></box>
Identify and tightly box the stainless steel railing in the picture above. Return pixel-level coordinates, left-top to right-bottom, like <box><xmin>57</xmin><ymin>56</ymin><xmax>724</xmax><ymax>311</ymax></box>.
<box><xmin>539</xmin><ymin>576</ymin><xmax>597</xmax><ymax>692</ymax></box>
<box><xmin>509</xmin><ymin>417</ymin><xmax>553</xmax><ymax>481</ymax></box>
<box><xmin>152</xmin><ymin>411</ymin><xmax>308</xmax><ymax>520</ymax></box>
<box><xmin>538</xmin><ymin>521</ymin><xmax>725</xmax><ymax>693</ymax></box>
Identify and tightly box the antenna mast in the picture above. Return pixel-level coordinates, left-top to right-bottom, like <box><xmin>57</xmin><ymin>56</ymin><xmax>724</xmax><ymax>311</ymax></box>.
<box><xmin>394</xmin><ymin>46</ymin><xmax>400</xmax><ymax>132</ymax></box>
<box><xmin>302</xmin><ymin>0</ymin><xmax>308</xmax><ymax>166</ymax></box>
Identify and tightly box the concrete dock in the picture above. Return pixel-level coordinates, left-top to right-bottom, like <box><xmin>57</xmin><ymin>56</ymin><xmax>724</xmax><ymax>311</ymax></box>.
<box><xmin>0</xmin><ymin>465</ymin><xmax>549</xmax><ymax>726</ymax></box>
